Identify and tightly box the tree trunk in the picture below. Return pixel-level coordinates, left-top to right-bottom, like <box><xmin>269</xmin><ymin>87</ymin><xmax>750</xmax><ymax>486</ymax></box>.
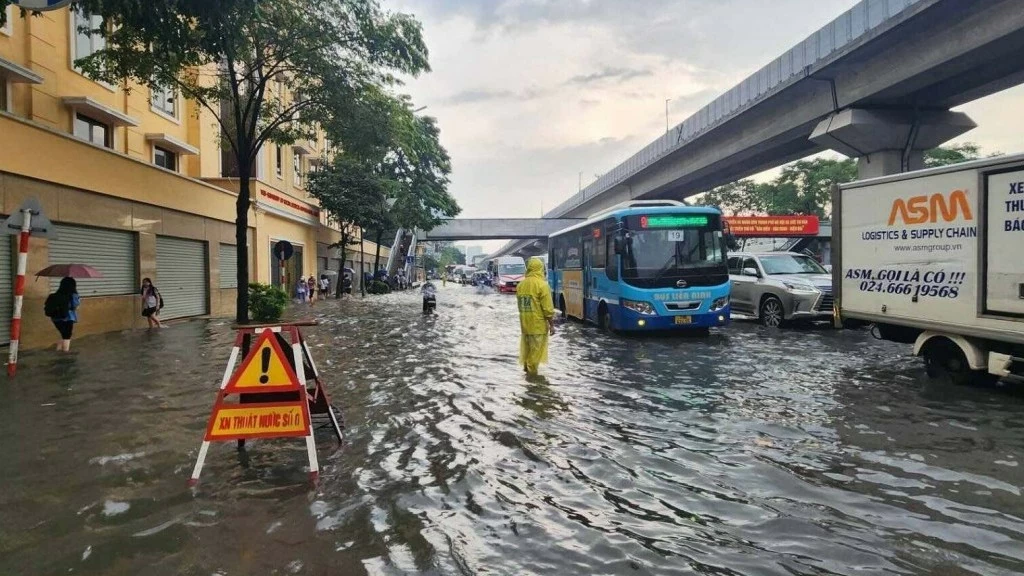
<box><xmin>334</xmin><ymin>231</ymin><xmax>349</xmax><ymax>297</ymax></box>
<box><xmin>360</xmin><ymin>236</ymin><xmax>366</xmax><ymax>297</ymax></box>
<box><xmin>373</xmin><ymin>229</ymin><xmax>384</xmax><ymax>274</ymax></box>
<box><xmin>235</xmin><ymin>171</ymin><xmax>251</xmax><ymax>324</ymax></box>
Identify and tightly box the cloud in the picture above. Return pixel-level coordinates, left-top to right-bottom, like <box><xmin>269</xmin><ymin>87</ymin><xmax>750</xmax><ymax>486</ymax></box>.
<box><xmin>442</xmin><ymin>86</ymin><xmax>550</xmax><ymax>105</ymax></box>
<box><xmin>386</xmin><ymin>0</ymin><xmax>1023</xmax><ymax>225</ymax></box>
<box><xmin>442</xmin><ymin>89</ymin><xmax>516</xmax><ymax>105</ymax></box>
<box><xmin>566</xmin><ymin>67</ymin><xmax>652</xmax><ymax>85</ymax></box>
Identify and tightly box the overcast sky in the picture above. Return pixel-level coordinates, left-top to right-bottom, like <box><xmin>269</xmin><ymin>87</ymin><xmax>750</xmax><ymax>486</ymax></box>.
<box><xmin>386</xmin><ymin>0</ymin><xmax>1024</xmax><ymax>251</ymax></box>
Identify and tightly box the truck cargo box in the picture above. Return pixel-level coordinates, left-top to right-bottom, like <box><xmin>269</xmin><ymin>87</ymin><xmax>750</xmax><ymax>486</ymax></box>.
<box><xmin>834</xmin><ymin>154</ymin><xmax>1024</xmax><ymax>383</ymax></box>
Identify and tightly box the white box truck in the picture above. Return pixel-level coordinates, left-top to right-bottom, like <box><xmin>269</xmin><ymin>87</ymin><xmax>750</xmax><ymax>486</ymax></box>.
<box><xmin>833</xmin><ymin>154</ymin><xmax>1024</xmax><ymax>384</ymax></box>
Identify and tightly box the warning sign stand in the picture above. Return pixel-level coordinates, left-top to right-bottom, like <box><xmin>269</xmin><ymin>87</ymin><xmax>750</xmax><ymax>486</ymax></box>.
<box><xmin>189</xmin><ymin>321</ymin><xmax>343</xmax><ymax>485</ymax></box>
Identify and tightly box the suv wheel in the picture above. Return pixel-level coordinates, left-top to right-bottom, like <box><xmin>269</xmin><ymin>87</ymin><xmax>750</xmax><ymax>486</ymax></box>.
<box><xmin>759</xmin><ymin>296</ymin><xmax>785</xmax><ymax>328</ymax></box>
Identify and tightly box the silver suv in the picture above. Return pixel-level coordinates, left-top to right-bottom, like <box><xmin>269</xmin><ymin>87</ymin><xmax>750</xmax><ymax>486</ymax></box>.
<box><xmin>727</xmin><ymin>252</ymin><xmax>833</xmax><ymax>327</ymax></box>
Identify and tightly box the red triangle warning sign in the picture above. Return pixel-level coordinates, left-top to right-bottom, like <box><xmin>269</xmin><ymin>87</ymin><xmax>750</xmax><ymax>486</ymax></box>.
<box><xmin>223</xmin><ymin>329</ymin><xmax>302</xmax><ymax>394</ymax></box>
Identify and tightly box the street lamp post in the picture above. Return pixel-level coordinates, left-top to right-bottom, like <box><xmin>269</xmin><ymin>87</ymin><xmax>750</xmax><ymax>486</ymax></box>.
<box><xmin>665</xmin><ymin>98</ymin><xmax>672</xmax><ymax>134</ymax></box>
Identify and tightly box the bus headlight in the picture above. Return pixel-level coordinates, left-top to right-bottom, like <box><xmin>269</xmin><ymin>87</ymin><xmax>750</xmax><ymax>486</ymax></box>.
<box><xmin>622</xmin><ymin>299</ymin><xmax>656</xmax><ymax>315</ymax></box>
<box><xmin>710</xmin><ymin>296</ymin><xmax>730</xmax><ymax>311</ymax></box>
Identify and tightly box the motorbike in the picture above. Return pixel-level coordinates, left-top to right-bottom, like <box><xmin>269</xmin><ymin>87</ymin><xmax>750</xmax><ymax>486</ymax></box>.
<box><xmin>421</xmin><ymin>282</ymin><xmax>437</xmax><ymax>314</ymax></box>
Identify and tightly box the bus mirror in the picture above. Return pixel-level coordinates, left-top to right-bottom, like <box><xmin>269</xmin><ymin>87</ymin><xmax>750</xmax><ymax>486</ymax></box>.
<box><xmin>613</xmin><ymin>235</ymin><xmax>624</xmax><ymax>254</ymax></box>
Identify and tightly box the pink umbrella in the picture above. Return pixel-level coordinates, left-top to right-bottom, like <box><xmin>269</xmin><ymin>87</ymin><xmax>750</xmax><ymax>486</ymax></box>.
<box><xmin>35</xmin><ymin>264</ymin><xmax>104</xmax><ymax>279</ymax></box>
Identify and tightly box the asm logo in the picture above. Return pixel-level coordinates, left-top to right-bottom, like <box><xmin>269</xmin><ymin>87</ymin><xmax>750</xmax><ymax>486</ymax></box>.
<box><xmin>888</xmin><ymin>189</ymin><xmax>973</xmax><ymax>225</ymax></box>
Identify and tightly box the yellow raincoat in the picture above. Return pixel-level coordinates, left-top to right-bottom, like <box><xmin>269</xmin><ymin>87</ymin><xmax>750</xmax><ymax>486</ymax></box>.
<box><xmin>516</xmin><ymin>257</ymin><xmax>555</xmax><ymax>374</ymax></box>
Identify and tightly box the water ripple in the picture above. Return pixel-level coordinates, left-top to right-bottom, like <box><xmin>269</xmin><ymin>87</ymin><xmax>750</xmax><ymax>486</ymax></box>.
<box><xmin>0</xmin><ymin>286</ymin><xmax>1021</xmax><ymax>575</ymax></box>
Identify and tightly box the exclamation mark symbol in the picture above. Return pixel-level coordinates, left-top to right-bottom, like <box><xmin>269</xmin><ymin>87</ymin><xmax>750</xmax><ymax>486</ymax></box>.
<box><xmin>259</xmin><ymin>347</ymin><xmax>271</xmax><ymax>384</ymax></box>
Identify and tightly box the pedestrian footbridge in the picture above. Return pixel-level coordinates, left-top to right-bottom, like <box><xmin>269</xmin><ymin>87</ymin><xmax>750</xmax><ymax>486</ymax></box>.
<box><xmin>384</xmin><ymin>218</ymin><xmax>582</xmax><ymax>279</ymax></box>
<box><xmin>416</xmin><ymin>218</ymin><xmax>583</xmax><ymax>241</ymax></box>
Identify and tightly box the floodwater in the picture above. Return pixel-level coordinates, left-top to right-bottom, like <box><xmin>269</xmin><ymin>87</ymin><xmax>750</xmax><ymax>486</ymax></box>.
<box><xmin>1</xmin><ymin>284</ymin><xmax>1023</xmax><ymax>576</ymax></box>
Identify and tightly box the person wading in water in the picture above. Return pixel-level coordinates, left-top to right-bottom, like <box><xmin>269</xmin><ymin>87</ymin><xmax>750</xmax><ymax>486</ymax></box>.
<box><xmin>515</xmin><ymin>257</ymin><xmax>555</xmax><ymax>375</ymax></box>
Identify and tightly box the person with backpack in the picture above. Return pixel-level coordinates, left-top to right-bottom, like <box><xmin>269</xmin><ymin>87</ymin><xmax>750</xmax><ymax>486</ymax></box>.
<box><xmin>45</xmin><ymin>276</ymin><xmax>80</xmax><ymax>352</ymax></box>
<box><xmin>140</xmin><ymin>277</ymin><xmax>163</xmax><ymax>329</ymax></box>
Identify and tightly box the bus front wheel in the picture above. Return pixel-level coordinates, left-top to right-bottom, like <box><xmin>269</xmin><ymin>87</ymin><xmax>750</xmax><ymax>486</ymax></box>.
<box><xmin>598</xmin><ymin>304</ymin><xmax>613</xmax><ymax>332</ymax></box>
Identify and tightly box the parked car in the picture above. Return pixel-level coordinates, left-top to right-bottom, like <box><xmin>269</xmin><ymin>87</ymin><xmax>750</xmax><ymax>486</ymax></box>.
<box><xmin>727</xmin><ymin>252</ymin><xmax>833</xmax><ymax>327</ymax></box>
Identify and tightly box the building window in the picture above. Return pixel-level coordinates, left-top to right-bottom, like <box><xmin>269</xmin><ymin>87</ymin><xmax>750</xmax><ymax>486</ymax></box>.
<box><xmin>0</xmin><ymin>81</ymin><xmax>8</xmax><ymax>113</ymax></box>
<box><xmin>275</xmin><ymin>145</ymin><xmax>283</xmax><ymax>177</ymax></box>
<box><xmin>73</xmin><ymin>113</ymin><xmax>110</xmax><ymax>147</ymax></box>
<box><xmin>73</xmin><ymin>11</ymin><xmax>106</xmax><ymax>63</ymax></box>
<box><xmin>293</xmin><ymin>152</ymin><xmax>303</xmax><ymax>187</ymax></box>
<box><xmin>2</xmin><ymin>6</ymin><xmax>12</xmax><ymax>36</ymax></box>
<box><xmin>255</xmin><ymin>145</ymin><xmax>266</xmax><ymax>180</ymax></box>
<box><xmin>151</xmin><ymin>84</ymin><xmax>177</xmax><ymax>118</ymax></box>
<box><xmin>154</xmin><ymin>146</ymin><xmax>177</xmax><ymax>171</ymax></box>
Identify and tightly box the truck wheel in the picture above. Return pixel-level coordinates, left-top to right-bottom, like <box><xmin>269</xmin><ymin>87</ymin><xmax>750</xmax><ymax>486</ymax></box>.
<box><xmin>759</xmin><ymin>296</ymin><xmax>785</xmax><ymax>328</ymax></box>
<box><xmin>922</xmin><ymin>339</ymin><xmax>985</xmax><ymax>386</ymax></box>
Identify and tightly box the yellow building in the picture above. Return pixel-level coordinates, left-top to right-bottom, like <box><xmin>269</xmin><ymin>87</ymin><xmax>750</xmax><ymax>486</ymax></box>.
<box><xmin>0</xmin><ymin>5</ymin><xmax>386</xmax><ymax>348</ymax></box>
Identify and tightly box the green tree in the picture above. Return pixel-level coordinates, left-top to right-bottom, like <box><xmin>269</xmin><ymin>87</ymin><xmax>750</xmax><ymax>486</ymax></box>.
<box><xmin>700</xmin><ymin>144</ymin><xmax>991</xmax><ymax>218</ymax></box>
<box><xmin>312</xmin><ymin>87</ymin><xmax>458</xmax><ymax>279</ymax></box>
<box><xmin>47</xmin><ymin>0</ymin><xmax>429</xmax><ymax>322</ymax></box>
<box><xmin>422</xmin><ymin>254</ymin><xmax>440</xmax><ymax>274</ymax></box>
<box><xmin>923</xmin><ymin>142</ymin><xmax>985</xmax><ymax>168</ymax></box>
<box><xmin>437</xmin><ymin>246</ymin><xmax>465</xmax><ymax>267</ymax></box>
<box><xmin>770</xmin><ymin>158</ymin><xmax>857</xmax><ymax>217</ymax></box>
<box><xmin>306</xmin><ymin>155</ymin><xmax>386</xmax><ymax>294</ymax></box>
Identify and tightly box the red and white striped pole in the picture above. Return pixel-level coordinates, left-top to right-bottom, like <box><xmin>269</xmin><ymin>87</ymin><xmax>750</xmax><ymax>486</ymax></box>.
<box><xmin>7</xmin><ymin>208</ymin><xmax>32</xmax><ymax>377</ymax></box>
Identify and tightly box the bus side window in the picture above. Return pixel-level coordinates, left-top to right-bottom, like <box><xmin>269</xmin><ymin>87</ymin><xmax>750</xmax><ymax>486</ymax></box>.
<box><xmin>605</xmin><ymin>232</ymin><xmax>618</xmax><ymax>281</ymax></box>
<box><xmin>592</xmin><ymin>229</ymin><xmax>606</xmax><ymax>269</ymax></box>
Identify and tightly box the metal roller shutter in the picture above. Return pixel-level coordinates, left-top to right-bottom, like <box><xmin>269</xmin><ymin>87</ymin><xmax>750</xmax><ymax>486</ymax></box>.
<box><xmin>156</xmin><ymin>236</ymin><xmax>208</xmax><ymax>320</ymax></box>
<box><xmin>218</xmin><ymin>243</ymin><xmax>237</xmax><ymax>289</ymax></box>
<box><xmin>0</xmin><ymin>238</ymin><xmax>12</xmax><ymax>344</ymax></box>
<box><xmin>49</xmin><ymin>224</ymin><xmax>137</xmax><ymax>297</ymax></box>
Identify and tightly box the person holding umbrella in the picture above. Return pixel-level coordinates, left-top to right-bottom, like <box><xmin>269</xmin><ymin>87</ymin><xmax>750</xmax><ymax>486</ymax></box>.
<box><xmin>38</xmin><ymin>264</ymin><xmax>101</xmax><ymax>353</ymax></box>
<box><xmin>44</xmin><ymin>277</ymin><xmax>80</xmax><ymax>352</ymax></box>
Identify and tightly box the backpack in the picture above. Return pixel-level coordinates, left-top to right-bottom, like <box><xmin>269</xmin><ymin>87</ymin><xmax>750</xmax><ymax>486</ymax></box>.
<box><xmin>144</xmin><ymin>286</ymin><xmax>165</xmax><ymax>309</ymax></box>
<box><xmin>44</xmin><ymin>292</ymin><xmax>70</xmax><ymax>319</ymax></box>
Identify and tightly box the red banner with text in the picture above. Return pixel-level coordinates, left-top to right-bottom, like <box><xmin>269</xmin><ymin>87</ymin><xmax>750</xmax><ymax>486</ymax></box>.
<box><xmin>724</xmin><ymin>215</ymin><xmax>820</xmax><ymax>237</ymax></box>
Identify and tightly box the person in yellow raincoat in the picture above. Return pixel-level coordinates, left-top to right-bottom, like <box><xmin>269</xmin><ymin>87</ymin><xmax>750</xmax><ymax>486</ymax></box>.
<box><xmin>516</xmin><ymin>257</ymin><xmax>555</xmax><ymax>375</ymax></box>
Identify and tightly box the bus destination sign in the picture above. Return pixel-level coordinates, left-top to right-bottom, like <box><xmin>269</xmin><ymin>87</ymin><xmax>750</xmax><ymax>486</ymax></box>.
<box><xmin>640</xmin><ymin>215</ymin><xmax>709</xmax><ymax>229</ymax></box>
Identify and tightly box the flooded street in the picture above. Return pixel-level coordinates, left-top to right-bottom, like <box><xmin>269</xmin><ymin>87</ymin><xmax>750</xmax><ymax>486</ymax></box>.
<box><xmin>2</xmin><ymin>284</ymin><xmax>1023</xmax><ymax>576</ymax></box>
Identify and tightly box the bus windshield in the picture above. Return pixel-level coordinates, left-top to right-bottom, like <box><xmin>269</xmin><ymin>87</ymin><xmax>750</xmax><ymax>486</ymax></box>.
<box><xmin>622</xmin><ymin>226</ymin><xmax>726</xmax><ymax>286</ymax></box>
<box><xmin>498</xmin><ymin>263</ymin><xmax>526</xmax><ymax>275</ymax></box>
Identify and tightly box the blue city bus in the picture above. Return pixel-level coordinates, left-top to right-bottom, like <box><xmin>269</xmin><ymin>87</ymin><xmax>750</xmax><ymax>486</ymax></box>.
<box><xmin>547</xmin><ymin>201</ymin><xmax>731</xmax><ymax>332</ymax></box>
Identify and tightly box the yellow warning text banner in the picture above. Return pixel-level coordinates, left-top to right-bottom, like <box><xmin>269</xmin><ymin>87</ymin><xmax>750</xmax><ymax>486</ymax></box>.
<box><xmin>205</xmin><ymin>404</ymin><xmax>308</xmax><ymax>440</ymax></box>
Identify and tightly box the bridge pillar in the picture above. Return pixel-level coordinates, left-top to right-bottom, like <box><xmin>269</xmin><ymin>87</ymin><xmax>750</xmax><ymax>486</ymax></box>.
<box><xmin>809</xmin><ymin>108</ymin><xmax>976</xmax><ymax>180</ymax></box>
